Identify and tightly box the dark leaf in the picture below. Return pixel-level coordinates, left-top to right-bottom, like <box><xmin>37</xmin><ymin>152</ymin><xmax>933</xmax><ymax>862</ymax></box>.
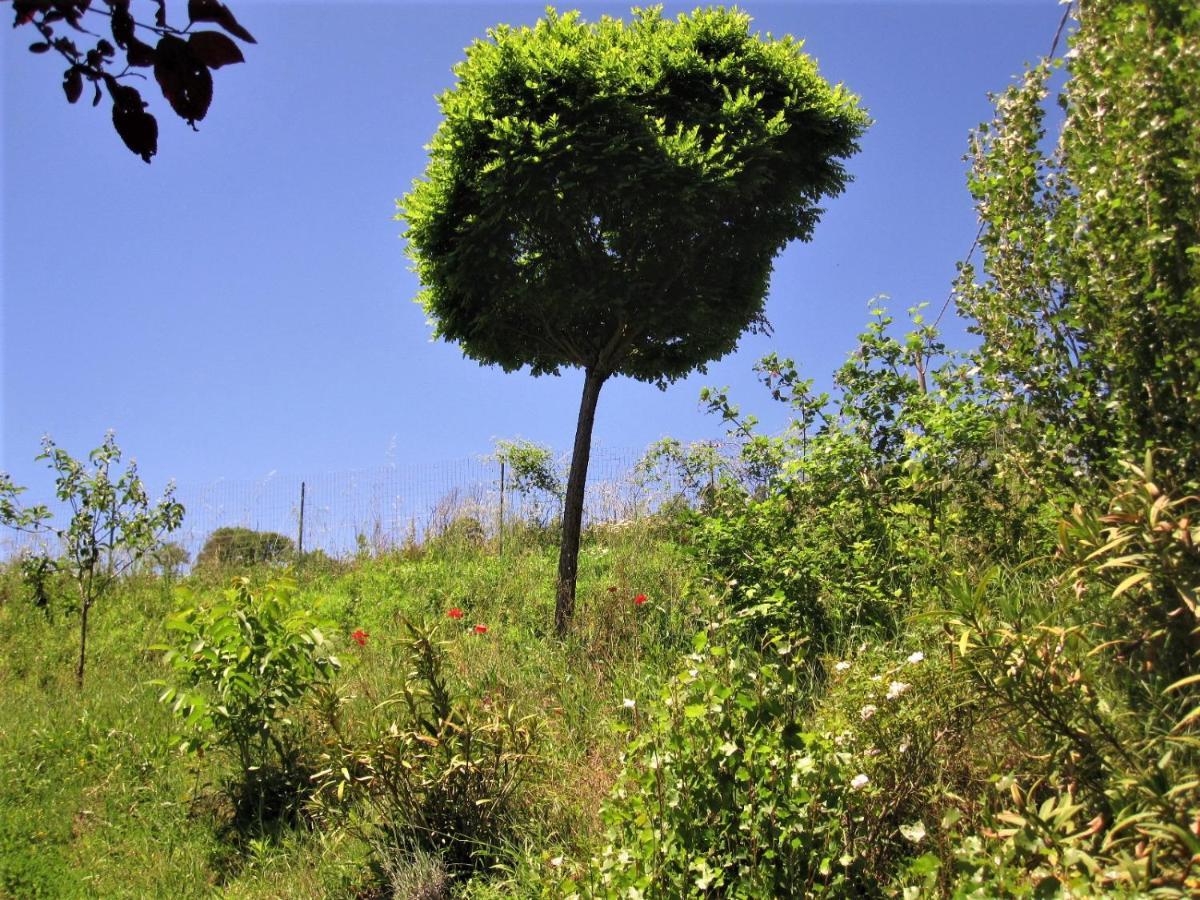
<box><xmin>92</xmin><ymin>80</ymin><xmax>101</xmax><ymax>105</ymax></box>
<box><xmin>52</xmin><ymin>36</ymin><xmax>78</xmax><ymax>59</ymax></box>
<box><xmin>188</xmin><ymin>30</ymin><xmax>244</xmax><ymax>68</ymax></box>
<box><xmin>13</xmin><ymin>1</ymin><xmax>50</xmax><ymax>27</ymax></box>
<box><xmin>109</xmin><ymin>6</ymin><xmax>134</xmax><ymax>49</ymax></box>
<box><xmin>62</xmin><ymin>7</ymin><xmax>86</xmax><ymax>33</ymax></box>
<box><xmin>154</xmin><ymin>35</ymin><xmax>212</xmax><ymax>126</ymax></box>
<box><xmin>29</xmin><ymin>41</ymin><xmax>51</xmax><ymax>53</ymax></box>
<box><xmin>63</xmin><ymin>66</ymin><xmax>83</xmax><ymax>103</ymax></box>
<box><xmin>109</xmin><ymin>84</ymin><xmax>157</xmax><ymax>162</ymax></box>
<box><xmin>97</xmin><ymin>39</ymin><xmax>114</xmax><ymax>58</ymax></box>
<box><xmin>187</xmin><ymin>0</ymin><xmax>255</xmax><ymax>44</ymax></box>
<box><xmin>152</xmin><ymin>0</ymin><xmax>166</xmax><ymax>28</ymax></box>
<box><xmin>125</xmin><ymin>36</ymin><xmax>156</xmax><ymax>67</ymax></box>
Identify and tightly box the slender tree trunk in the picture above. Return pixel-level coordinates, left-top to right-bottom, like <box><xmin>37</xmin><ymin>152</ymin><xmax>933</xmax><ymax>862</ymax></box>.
<box><xmin>76</xmin><ymin>599</ymin><xmax>90</xmax><ymax>689</ymax></box>
<box><xmin>555</xmin><ymin>366</ymin><xmax>607</xmax><ymax>637</ymax></box>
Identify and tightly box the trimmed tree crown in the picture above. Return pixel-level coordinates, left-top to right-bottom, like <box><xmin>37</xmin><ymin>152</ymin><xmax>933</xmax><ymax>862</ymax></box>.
<box><xmin>401</xmin><ymin>6</ymin><xmax>867</xmax><ymax>384</ymax></box>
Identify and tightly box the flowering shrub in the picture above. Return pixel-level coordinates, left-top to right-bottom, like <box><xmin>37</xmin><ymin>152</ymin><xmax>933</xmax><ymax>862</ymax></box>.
<box><xmin>583</xmin><ymin>631</ymin><xmax>875</xmax><ymax>897</ymax></box>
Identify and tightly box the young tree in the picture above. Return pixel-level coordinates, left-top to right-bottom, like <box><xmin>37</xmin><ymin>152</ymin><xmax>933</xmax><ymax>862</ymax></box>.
<box><xmin>402</xmin><ymin>7</ymin><xmax>867</xmax><ymax>635</ymax></box>
<box><xmin>493</xmin><ymin>438</ymin><xmax>563</xmax><ymax>528</ymax></box>
<box><xmin>0</xmin><ymin>432</ymin><xmax>184</xmax><ymax>687</ymax></box>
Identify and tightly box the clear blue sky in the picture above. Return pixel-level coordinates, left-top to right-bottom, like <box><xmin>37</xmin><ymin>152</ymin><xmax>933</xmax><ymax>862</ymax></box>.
<box><xmin>2</xmin><ymin>1</ymin><xmax>1062</xmax><ymax>498</ymax></box>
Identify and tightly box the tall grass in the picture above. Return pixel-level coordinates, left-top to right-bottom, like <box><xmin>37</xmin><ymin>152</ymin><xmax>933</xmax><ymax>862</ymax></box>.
<box><xmin>0</xmin><ymin>514</ymin><xmax>704</xmax><ymax>898</ymax></box>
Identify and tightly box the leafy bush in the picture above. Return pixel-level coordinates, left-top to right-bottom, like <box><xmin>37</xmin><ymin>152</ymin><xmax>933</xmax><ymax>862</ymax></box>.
<box><xmin>195</xmin><ymin>526</ymin><xmax>295</xmax><ymax>569</ymax></box>
<box><xmin>155</xmin><ymin>577</ymin><xmax>340</xmax><ymax>824</ymax></box>
<box><xmin>150</xmin><ymin>541</ymin><xmax>191</xmax><ymax>579</ymax></box>
<box><xmin>942</xmin><ymin>460</ymin><xmax>1200</xmax><ymax>895</ymax></box>
<box><xmin>695</xmin><ymin>306</ymin><xmax>1041</xmax><ymax>649</ymax></box>
<box><xmin>587</xmin><ymin>626</ymin><xmax>981</xmax><ymax>898</ymax></box>
<box><xmin>315</xmin><ymin>620</ymin><xmax>539</xmax><ymax>874</ymax></box>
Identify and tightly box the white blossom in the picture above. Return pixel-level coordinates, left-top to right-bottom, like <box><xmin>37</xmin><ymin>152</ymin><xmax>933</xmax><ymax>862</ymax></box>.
<box><xmin>850</xmin><ymin>773</ymin><xmax>870</xmax><ymax>790</ymax></box>
<box><xmin>886</xmin><ymin>681</ymin><xmax>910</xmax><ymax>700</ymax></box>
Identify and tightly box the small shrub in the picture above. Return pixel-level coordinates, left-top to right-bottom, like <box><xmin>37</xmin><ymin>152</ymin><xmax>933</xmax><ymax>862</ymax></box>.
<box><xmin>150</xmin><ymin>541</ymin><xmax>191</xmax><ymax>579</ymax></box>
<box><xmin>373</xmin><ymin>846</ymin><xmax>451</xmax><ymax>900</ymax></box>
<box><xmin>316</xmin><ymin>620</ymin><xmax>539</xmax><ymax>875</ymax></box>
<box><xmin>155</xmin><ymin>577</ymin><xmax>340</xmax><ymax>825</ymax></box>
<box><xmin>590</xmin><ymin>631</ymin><xmax>869</xmax><ymax>897</ymax></box>
<box><xmin>196</xmin><ymin>526</ymin><xmax>296</xmax><ymax>569</ymax></box>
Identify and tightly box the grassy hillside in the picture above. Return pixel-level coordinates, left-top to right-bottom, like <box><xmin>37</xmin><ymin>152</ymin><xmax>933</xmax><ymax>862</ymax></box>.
<box><xmin>0</xmin><ymin>521</ymin><xmax>705</xmax><ymax>898</ymax></box>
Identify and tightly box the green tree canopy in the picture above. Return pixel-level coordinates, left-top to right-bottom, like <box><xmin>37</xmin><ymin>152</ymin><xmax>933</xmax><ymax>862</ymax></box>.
<box><xmin>401</xmin><ymin>6</ymin><xmax>867</xmax><ymax>633</ymax></box>
<box><xmin>196</xmin><ymin>526</ymin><xmax>294</xmax><ymax>569</ymax></box>
<box><xmin>403</xmin><ymin>6</ymin><xmax>865</xmax><ymax>384</ymax></box>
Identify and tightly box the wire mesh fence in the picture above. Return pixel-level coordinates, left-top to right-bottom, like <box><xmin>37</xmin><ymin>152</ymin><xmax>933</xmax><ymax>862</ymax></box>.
<box><xmin>169</xmin><ymin>446</ymin><xmax>661</xmax><ymax>559</ymax></box>
<box><xmin>1</xmin><ymin>443</ymin><xmax>746</xmax><ymax>563</ymax></box>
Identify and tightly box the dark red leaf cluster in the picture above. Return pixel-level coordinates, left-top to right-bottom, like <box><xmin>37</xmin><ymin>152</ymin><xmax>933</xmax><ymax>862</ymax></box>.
<box><xmin>12</xmin><ymin>0</ymin><xmax>255</xmax><ymax>162</ymax></box>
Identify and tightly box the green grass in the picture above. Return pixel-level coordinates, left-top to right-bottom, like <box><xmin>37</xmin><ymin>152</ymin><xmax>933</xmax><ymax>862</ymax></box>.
<box><xmin>0</xmin><ymin>518</ymin><xmax>706</xmax><ymax>898</ymax></box>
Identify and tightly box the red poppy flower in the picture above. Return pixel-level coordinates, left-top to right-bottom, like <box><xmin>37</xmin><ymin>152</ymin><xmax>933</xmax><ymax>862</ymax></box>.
<box><xmin>448</xmin><ymin>608</ymin><xmax>463</xmax><ymax>619</ymax></box>
<box><xmin>474</xmin><ymin>624</ymin><xmax>488</xmax><ymax>634</ymax></box>
<box><xmin>634</xmin><ymin>593</ymin><xmax>648</xmax><ymax>606</ymax></box>
<box><xmin>351</xmin><ymin>629</ymin><xmax>369</xmax><ymax>646</ymax></box>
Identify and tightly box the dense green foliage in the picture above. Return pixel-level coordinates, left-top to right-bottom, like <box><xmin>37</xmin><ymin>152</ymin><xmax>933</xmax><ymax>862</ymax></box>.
<box><xmin>196</xmin><ymin>526</ymin><xmax>296</xmax><ymax>569</ymax></box>
<box><xmin>960</xmin><ymin>0</ymin><xmax>1200</xmax><ymax>482</ymax></box>
<box><xmin>402</xmin><ymin>5</ymin><xmax>865</xmax><ymax>383</ymax></box>
<box><xmin>155</xmin><ymin>577</ymin><xmax>341</xmax><ymax>824</ymax></box>
<box><xmin>2</xmin><ymin>2</ymin><xmax>1196</xmax><ymax>897</ymax></box>
<box><xmin>589</xmin><ymin>1</ymin><xmax>1199</xmax><ymax>896</ymax></box>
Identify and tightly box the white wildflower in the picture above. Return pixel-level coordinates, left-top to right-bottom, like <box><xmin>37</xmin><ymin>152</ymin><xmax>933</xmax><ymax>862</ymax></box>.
<box><xmin>886</xmin><ymin>681</ymin><xmax>910</xmax><ymax>700</ymax></box>
<box><xmin>906</xmin><ymin>651</ymin><xmax>925</xmax><ymax>665</ymax></box>
<box><xmin>850</xmin><ymin>773</ymin><xmax>869</xmax><ymax>790</ymax></box>
<box><xmin>860</xmin><ymin>704</ymin><xmax>877</xmax><ymax>722</ymax></box>
<box><xmin>835</xmin><ymin>660</ymin><xmax>851</xmax><ymax>672</ymax></box>
<box><xmin>622</xmin><ymin>698</ymin><xmax>636</xmax><ymax>709</ymax></box>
